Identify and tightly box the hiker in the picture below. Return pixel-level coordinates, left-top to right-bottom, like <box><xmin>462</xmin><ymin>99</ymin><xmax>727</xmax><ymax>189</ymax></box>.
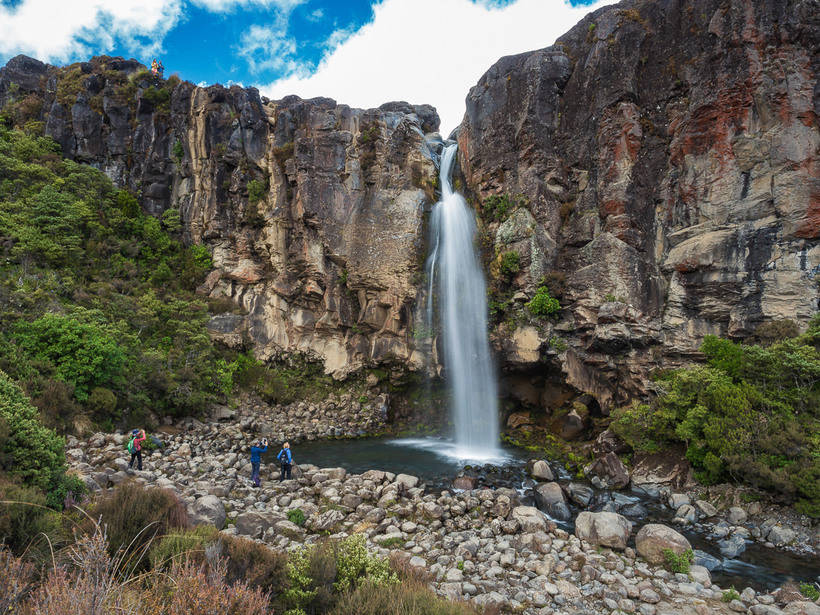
<box><xmin>157</xmin><ymin>60</ymin><xmax>164</xmax><ymax>76</ymax></box>
<box><xmin>250</xmin><ymin>437</ymin><xmax>268</xmax><ymax>487</ymax></box>
<box><xmin>127</xmin><ymin>428</ymin><xmax>146</xmax><ymax>471</ymax></box>
<box><xmin>277</xmin><ymin>441</ymin><xmax>293</xmax><ymax>482</ymax></box>
<box><xmin>151</xmin><ymin>59</ymin><xmax>159</xmax><ymax>75</ymax></box>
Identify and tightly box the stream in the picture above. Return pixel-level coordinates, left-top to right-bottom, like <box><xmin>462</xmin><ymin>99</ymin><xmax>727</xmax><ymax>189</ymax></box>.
<box><xmin>264</xmin><ymin>436</ymin><xmax>820</xmax><ymax>592</ymax></box>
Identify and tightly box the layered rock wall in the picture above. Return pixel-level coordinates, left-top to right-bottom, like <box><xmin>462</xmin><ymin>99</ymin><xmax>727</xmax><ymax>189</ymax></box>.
<box><xmin>0</xmin><ymin>56</ymin><xmax>440</xmax><ymax>378</ymax></box>
<box><xmin>458</xmin><ymin>0</ymin><xmax>819</xmax><ymax>410</ymax></box>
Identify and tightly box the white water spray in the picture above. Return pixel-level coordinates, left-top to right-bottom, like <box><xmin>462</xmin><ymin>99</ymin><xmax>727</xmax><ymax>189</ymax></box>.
<box><xmin>425</xmin><ymin>144</ymin><xmax>501</xmax><ymax>459</ymax></box>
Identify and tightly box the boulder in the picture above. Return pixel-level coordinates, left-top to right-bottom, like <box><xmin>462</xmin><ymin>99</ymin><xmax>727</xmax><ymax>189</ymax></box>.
<box><xmin>190</xmin><ymin>495</ymin><xmax>226</xmax><ymax>530</ymax></box>
<box><xmin>635</xmin><ymin>523</ymin><xmax>692</xmax><ymax>565</ymax></box>
<box><xmin>394</xmin><ymin>474</ymin><xmax>419</xmax><ymax>489</ymax></box>
<box><xmin>235</xmin><ymin>511</ymin><xmax>273</xmax><ymax>538</ymax></box>
<box><xmin>453</xmin><ymin>476</ymin><xmax>477</xmax><ymax>490</ymax></box>
<box><xmin>727</xmin><ymin>506</ymin><xmax>747</xmax><ymax>525</ymax></box>
<box><xmin>767</xmin><ymin>525</ymin><xmax>796</xmax><ymax>546</ymax></box>
<box><xmin>574</xmin><ymin>511</ymin><xmax>632</xmax><ymax>550</ymax></box>
<box><xmin>586</xmin><ymin>452</ymin><xmax>629</xmax><ymax>489</ymax></box>
<box><xmin>533</xmin><ymin>482</ymin><xmax>571</xmax><ymax>520</ymax></box>
<box><xmin>512</xmin><ymin>506</ymin><xmax>547</xmax><ymax>533</ymax></box>
<box><xmin>695</xmin><ymin>500</ymin><xmax>718</xmax><ymax>518</ymax></box>
<box><xmin>718</xmin><ymin>534</ymin><xmax>747</xmax><ymax>558</ymax></box>
<box><xmin>530</xmin><ymin>460</ymin><xmax>554</xmax><ymax>481</ymax></box>
<box><xmin>567</xmin><ymin>482</ymin><xmax>594</xmax><ymax>507</ymax></box>
<box><xmin>783</xmin><ymin>604</ymin><xmax>820</xmax><ymax>615</ymax></box>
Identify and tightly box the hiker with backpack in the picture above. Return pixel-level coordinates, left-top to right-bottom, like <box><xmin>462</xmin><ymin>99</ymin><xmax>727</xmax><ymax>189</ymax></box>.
<box><xmin>277</xmin><ymin>441</ymin><xmax>293</xmax><ymax>482</ymax></box>
<box><xmin>127</xmin><ymin>429</ymin><xmax>147</xmax><ymax>471</ymax></box>
<box><xmin>250</xmin><ymin>437</ymin><xmax>268</xmax><ymax>487</ymax></box>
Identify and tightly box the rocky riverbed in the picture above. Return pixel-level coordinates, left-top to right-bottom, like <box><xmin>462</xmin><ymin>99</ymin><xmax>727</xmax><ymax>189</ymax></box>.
<box><xmin>66</xmin><ymin>418</ymin><xmax>820</xmax><ymax>615</ymax></box>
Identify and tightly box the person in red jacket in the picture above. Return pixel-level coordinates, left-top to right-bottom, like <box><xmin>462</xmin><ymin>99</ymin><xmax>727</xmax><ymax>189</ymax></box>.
<box><xmin>128</xmin><ymin>429</ymin><xmax>147</xmax><ymax>471</ymax></box>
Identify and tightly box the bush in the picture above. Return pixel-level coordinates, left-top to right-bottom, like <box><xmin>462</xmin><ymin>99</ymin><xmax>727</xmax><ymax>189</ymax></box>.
<box><xmin>0</xmin><ymin>370</ymin><xmax>65</xmax><ymax>492</ymax></box>
<box><xmin>0</xmin><ymin>477</ymin><xmax>62</xmax><ymax>555</ymax></box>
<box><xmin>247</xmin><ymin>179</ymin><xmax>267</xmax><ymax>204</ymax></box>
<box><xmin>662</xmin><ymin>548</ymin><xmax>692</xmax><ymax>574</ymax></box>
<box><xmin>330</xmin><ymin>577</ymin><xmax>481</xmax><ymax>615</ymax></box>
<box><xmin>148</xmin><ymin>525</ymin><xmax>216</xmax><ymax>570</ymax></box>
<box><xmin>722</xmin><ymin>587</ymin><xmax>740</xmax><ymax>602</ymax></box>
<box><xmin>527</xmin><ymin>286</ymin><xmax>561</xmax><ymax>317</ymax></box>
<box><xmin>498</xmin><ymin>251</ymin><xmax>520</xmax><ymax>279</ymax></box>
<box><xmin>288</xmin><ymin>508</ymin><xmax>306</xmax><ymax>526</ymax></box>
<box><xmin>0</xmin><ymin>547</ymin><xmax>36</xmax><ymax>613</ymax></box>
<box><xmin>611</xmin><ymin>328</ymin><xmax>820</xmax><ymax>514</ymax></box>
<box><xmin>90</xmin><ymin>482</ymin><xmax>189</xmax><ymax>570</ymax></box>
<box><xmin>482</xmin><ymin>194</ymin><xmax>524</xmax><ymax>222</ymax></box>
<box><xmin>800</xmin><ymin>583</ymin><xmax>820</xmax><ymax>601</ymax></box>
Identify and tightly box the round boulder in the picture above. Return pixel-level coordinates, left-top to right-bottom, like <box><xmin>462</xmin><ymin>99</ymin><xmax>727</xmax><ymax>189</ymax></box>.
<box><xmin>635</xmin><ymin>523</ymin><xmax>691</xmax><ymax>565</ymax></box>
<box><xmin>530</xmin><ymin>460</ymin><xmax>554</xmax><ymax>482</ymax></box>
<box><xmin>190</xmin><ymin>495</ymin><xmax>226</xmax><ymax>530</ymax></box>
<box><xmin>574</xmin><ymin>511</ymin><xmax>632</xmax><ymax>550</ymax></box>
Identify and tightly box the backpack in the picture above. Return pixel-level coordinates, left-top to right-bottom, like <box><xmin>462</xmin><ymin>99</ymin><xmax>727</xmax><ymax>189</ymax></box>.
<box><xmin>127</xmin><ymin>437</ymin><xmax>136</xmax><ymax>454</ymax></box>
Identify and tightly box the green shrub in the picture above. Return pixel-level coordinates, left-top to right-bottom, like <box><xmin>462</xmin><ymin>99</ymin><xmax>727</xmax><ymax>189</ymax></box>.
<box><xmin>0</xmin><ymin>371</ymin><xmax>65</xmax><ymax>492</ymax></box>
<box><xmin>527</xmin><ymin>286</ymin><xmax>561</xmax><ymax>317</ymax></box>
<box><xmin>722</xmin><ymin>587</ymin><xmax>740</xmax><ymax>603</ymax></box>
<box><xmin>662</xmin><ymin>548</ymin><xmax>693</xmax><ymax>574</ymax></box>
<box><xmin>800</xmin><ymin>583</ymin><xmax>820</xmax><ymax>601</ymax></box>
<box><xmin>13</xmin><ymin>313</ymin><xmax>125</xmax><ymax>402</ymax></box>
<box><xmin>288</xmin><ymin>508</ymin><xmax>306</xmax><ymax>526</ymax></box>
<box><xmin>90</xmin><ymin>482</ymin><xmax>189</xmax><ymax>570</ymax></box>
<box><xmin>482</xmin><ymin>194</ymin><xmax>524</xmax><ymax>222</ymax></box>
<box><xmin>611</xmin><ymin>327</ymin><xmax>820</xmax><ymax>514</ymax></box>
<box><xmin>247</xmin><ymin>179</ymin><xmax>267</xmax><ymax>204</ymax></box>
<box><xmin>149</xmin><ymin>525</ymin><xmax>216</xmax><ymax>570</ymax></box>
<box><xmin>498</xmin><ymin>251</ymin><xmax>520</xmax><ymax>279</ymax></box>
<box><xmin>172</xmin><ymin>139</ymin><xmax>184</xmax><ymax>162</ymax></box>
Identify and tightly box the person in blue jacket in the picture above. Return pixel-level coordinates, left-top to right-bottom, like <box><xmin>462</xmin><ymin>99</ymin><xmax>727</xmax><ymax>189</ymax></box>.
<box><xmin>277</xmin><ymin>441</ymin><xmax>293</xmax><ymax>481</ymax></box>
<box><xmin>249</xmin><ymin>437</ymin><xmax>268</xmax><ymax>487</ymax></box>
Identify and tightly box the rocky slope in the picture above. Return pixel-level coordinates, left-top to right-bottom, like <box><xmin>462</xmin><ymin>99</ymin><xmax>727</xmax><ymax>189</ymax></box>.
<box><xmin>1</xmin><ymin>0</ymin><xmax>818</xmax><ymax>423</ymax></box>
<box><xmin>0</xmin><ymin>55</ymin><xmax>440</xmax><ymax>382</ymax></box>
<box><xmin>458</xmin><ymin>0</ymin><xmax>819</xmax><ymax>413</ymax></box>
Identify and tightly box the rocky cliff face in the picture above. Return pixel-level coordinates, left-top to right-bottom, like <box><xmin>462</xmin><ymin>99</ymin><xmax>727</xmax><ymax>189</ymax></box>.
<box><xmin>458</xmin><ymin>0</ymin><xmax>819</xmax><ymax>413</ymax></box>
<box><xmin>0</xmin><ymin>55</ymin><xmax>440</xmax><ymax>380</ymax></box>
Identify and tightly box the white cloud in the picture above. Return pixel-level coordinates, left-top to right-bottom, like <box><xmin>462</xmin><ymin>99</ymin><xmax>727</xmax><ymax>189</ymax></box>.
<box><xmin>190</xmin><ymin>0</ymin><xmax>304</xmax><ymax>13</ymax></box>
<box><xmin>260</xmin><ymin>0</ymin><xmax>616</xmax><ymax>134</ymax></box>
<box><xmin>238</xmin><ymin>23</ymin><xmax>300</xmax><ymax>74</ymax></box>
<box><xmin>307</xmin><ymin>8</ymin><xmax>324</xmax><ymax>22</ymax></box>
<box><xmin>0</xmin><ymin>0</ymin><xmax>181</xmax><ymax>63</ymax></box>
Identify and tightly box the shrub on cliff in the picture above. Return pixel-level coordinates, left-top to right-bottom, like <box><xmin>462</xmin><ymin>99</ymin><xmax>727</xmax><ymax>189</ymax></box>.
<box><xmin>612</xmin><ymin>320</ymin><xmax>820</xmax><ymax>515</ymax></box>
<box><xmin>527</xmin><ymin>286</ymin><xmax>561</xmax><ymax>317</ymax></box>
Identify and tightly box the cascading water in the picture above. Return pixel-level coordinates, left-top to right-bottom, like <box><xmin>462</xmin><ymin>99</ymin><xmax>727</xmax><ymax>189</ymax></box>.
<box><xmin>425</xmin><ymin>143</ymin><xmax>501</xmax><ymax>459</ymax></box>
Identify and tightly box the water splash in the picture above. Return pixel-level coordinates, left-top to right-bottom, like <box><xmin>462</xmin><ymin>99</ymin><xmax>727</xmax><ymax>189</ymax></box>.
<box><xmin>425</xmin><ymin>143</ymin><xmax>500</xmax><ymax>458</ymax></box>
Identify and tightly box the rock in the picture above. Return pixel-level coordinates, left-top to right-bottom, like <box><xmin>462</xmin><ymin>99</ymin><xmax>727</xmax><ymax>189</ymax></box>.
<box><xmin>693</xmin><ymin>549</ymin><xmax>721</xmax><ymax>571</ymax></box>
<box><xmin>719</xmin><ymin>534</ymin><xmax>747</xmax><ymax>559</ymax></box>
<box><xmin>453</xmin><ymin>476</ymin><xmax>477</xmax><ymax>490</ymax></box>
<box><xmin>529</xmin><ymin>460</ymin><xmax>554</xmax><ymax>481</ymax></box>
<box><xmin>533</xmin><ymin>482</ymin><xmax>571</xmax><ymax>520</ymax></box>
<box><xmin>394</xmin><ymin>474</ymin><xmax>419</xmax><ymax>489</ymax></box>
<box><xmin>235</xmin><ymin>511</ymin><xmax>273</xmax><ymax>538</ymax></box>
<box><xmin>574</xmin><ymin>511</ymin><xmax>632</xmax><ymax>549</ymax></box>
<box><xmin>727</xmin><ymin>506</ymin><xmax>747</xmax><ymax>525</ymax></box>
<box><xmin>668</xmin><ymin>493</ymin><xmax>690</xmax><ymax>509</ymax></box>
<box><xmin>586</xmin><ymin>452</ymin><xmax>629</xmax><ymax>489</ymax></box>
<box><xmin>783</xmin><ymin>603</ymin><xmax>820</xmax><ymax>615</ymax></box>
<box><xmin>567</xmin><ymin>482</ymin><xmax>594</xmax><ymax>507</ymax></box>
<box><xmin>308</xmin><ymin>509</ymin><xmax>346</xmax><ymax>533</ymax></box>
<box><xmin>506</xmin><ymin>411</ymin><xmax>532</xmax><ymax>429</ymax></box>
<box><xmin>688</xmin><ymin>565</ymin><xmax>711</xmax><ymax>587</ymax></box>
<box><xmin>695</xmin><ymin>500</ymin><xmax>718</xmax><ymax>518</ymax></box>
<box><xmin>630</xmin><ymin>450</ymin><xmax>691</xmax><ymax>489</ymax></box>
<box><xmin>635</xmin><ymin>524</ymin><xmax>692</xmax><ymax>565</ymax></box>
<box><xmin>592</xmin><ymin>429</ymin><xmax>629</xmax><ymax>456</ymax></box>
<box><xmin>511</xmin><ymin>506</ymin><xmax>547</xmax><ymax>533</ymax></box>
<box><xmin>767</xmin><ymin>525</ymin><xmax>796</xmax><ymax>546</ymax></box>
<box><xmin>190</xmin><ymin>495</ymin><xmax>226</xmax><ymax>530</ymax></box>
<box><xmin>675</xmin><ymin>504</ymin><xmax>697</xmax><ymax>524</ymax></box>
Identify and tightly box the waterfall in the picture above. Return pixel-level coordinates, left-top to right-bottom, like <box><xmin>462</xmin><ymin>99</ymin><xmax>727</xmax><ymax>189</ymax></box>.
<box><xmin>425</xmin><ymin>143</ymin><xmax>500</xmax><ymax>458</ymax></box>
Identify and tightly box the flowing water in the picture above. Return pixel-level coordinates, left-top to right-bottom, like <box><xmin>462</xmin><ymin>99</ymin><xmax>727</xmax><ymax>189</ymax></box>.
<box><xmin>424</xmin><ymin>143</ymin><xmax>500</xmax><ymax>459</ymax></box>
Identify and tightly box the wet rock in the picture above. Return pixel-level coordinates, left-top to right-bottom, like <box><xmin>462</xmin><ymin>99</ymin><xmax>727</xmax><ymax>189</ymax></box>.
<box><xmin>727</xmin><ymin>506</ymin><xmax>747</xmax><ymax>525</ymax></box>
<box><xmin>718</xmin><ymin>534</ymin><xmax>747</xmax><ymax>559</ymax></box>
<box><xmin>767</xmin><ymin>525</ymin><xmax>796</xmax><ymax>546</ymax></box>
<box><xmin>693</xmin><ymin>550</ymin><xmax>721</xmax><ymax>571</ymax></box>
<box><xmin>533</xmin><ymin>482</ymin><xmax>571</xmax><ymax>520</ymax></box>
<box><xmin>453</xmin><ymin>476</ymin><xmax>477</xmax><ymax>490</ymax></box>
<box><xmin>586</xmin><ymin>452</ymin><xmax>629</xmax><ymax>489</ymax></box>
<box><xmin>635</xmin><ymin>524</ymin><xmax>692</xmax><ymax>565</ymax></box>
<box><xmin>529</xmin><ymin>460</ymin><xmax>554</xmax><ymax>482</ymax></box>
<box><xmin>574</xmin><ymin>511</ymin><xmax>632</xmax><ymax>550</ymax></box>
<box><xmin>567</xmin><ymin>482</ymin><xmax>594</xmax><ymax>507</ymax></box>
<box><xmin>695</xmin><ymin>500</ymin><xmax>718</xmax><ymax>518</ymax></box>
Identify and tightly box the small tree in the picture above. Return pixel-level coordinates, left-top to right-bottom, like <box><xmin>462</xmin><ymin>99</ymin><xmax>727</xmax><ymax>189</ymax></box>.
<box><xmin>527</xmin><ymin>286</ymin><xmax>560</xmax><ymax>317</ymax></box>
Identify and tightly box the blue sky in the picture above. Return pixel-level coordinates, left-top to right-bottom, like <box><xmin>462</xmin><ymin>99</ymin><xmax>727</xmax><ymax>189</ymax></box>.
<box><xmin>1</xmin><ymin>0</ymin><xmax>610</xmax><ymax>132</ymax></box>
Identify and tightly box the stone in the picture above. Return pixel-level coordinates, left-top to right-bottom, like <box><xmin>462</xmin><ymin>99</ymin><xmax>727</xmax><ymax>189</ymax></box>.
<box><xmin>668</xmin><ymin>493</ymin><xmax>690</xmax><ymax>509</ymax></box>
<box><xmin>688</xmin><ymin>565</ymin><xmax>711</xmax><ymax>587</ymax></box>
<box><xmin>190</xmin><ymin>495</ymin><xmax>226</xmax><ymax>530</ymax></box>
<box><xmin>574</xmin><ymin>511</ymin><xmax>632</xmax><ymax>550</ymax></box>
<box><xmin>783</xmin><ymin>603</ymin><xmax>820</xmax><ymax>615</ymax></box>
<box><xmin>695</xmin><ymin>500</ymin><xmax>718</xmax><ymax>518</ymax></box>
<box><xmin>693</xmin><ymin>549</ymin><xmax>721</xmax><ymax>571</ymax></box>
<box><xmin>235</xmin><ymin>511</ymin><xmax>273</xmax><ymax>538</ymax></box>
<box><xmin>394</xmin><ymin>474</ymin><xmax>419</xmax><ymax>489</ymax></box>
<box><xmin>635</xmin><ymin>524</ymin><xmax>692</xmax><ymax>565</ymax></box>
<box><xmin>511</xmin><ymin>506</ymin><xmax>547</xmax><ymax>533</ymax></box>
<box><xmin>530</xmin><ymin>460</ymin><xmax>554</xmax><ymax>481</ymax></box>
<box><xmin>533</xmin><ymin>482</ymin><xmax>571</xmax><ymax>520</ymax></box>
<box><xmin>586</xmin><ymin>452</ymin><xmax>630</xmax><ymax>489</ymax></box>
<box><xmin>767</xmin><ymin>525</ymin><xmax>796</xmax><ymax>546</ymax></box>
<box><xmin>718</xmin><ymin>534</ymin><xmax>747</xmax><ymax>558</ymax></box>
<box><xmin>727</xmin><ymin>507</ymin><xmax>747</xmax><ymax>525</ymax></box>
<box><xmin>453</xmin><ymin>476</ymin><xmax>477</xmax><ymax>490</ymax></box>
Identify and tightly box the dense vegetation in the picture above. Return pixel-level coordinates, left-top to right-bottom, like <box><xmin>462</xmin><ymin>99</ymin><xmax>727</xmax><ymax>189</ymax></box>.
<box><xmin>612</xmin><ymin>318</ymin><xmax>820</xmax><ymax>516</ymax></box>
<box><xmin>0</xmin><ymin>126</ymin><xmax>249</xmax><ymax>432</ymax></box>
<box><xmin>0</xmin><ymin>482</ymin><xmax>482</xmax><ymax>615</ymax></box>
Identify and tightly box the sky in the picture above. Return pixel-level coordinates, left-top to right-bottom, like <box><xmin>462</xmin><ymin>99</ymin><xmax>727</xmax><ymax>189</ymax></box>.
<box><xmin>0</xmin><ymin>0</ymin><xmax>614</xmax><ymax>133</ymax></box>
